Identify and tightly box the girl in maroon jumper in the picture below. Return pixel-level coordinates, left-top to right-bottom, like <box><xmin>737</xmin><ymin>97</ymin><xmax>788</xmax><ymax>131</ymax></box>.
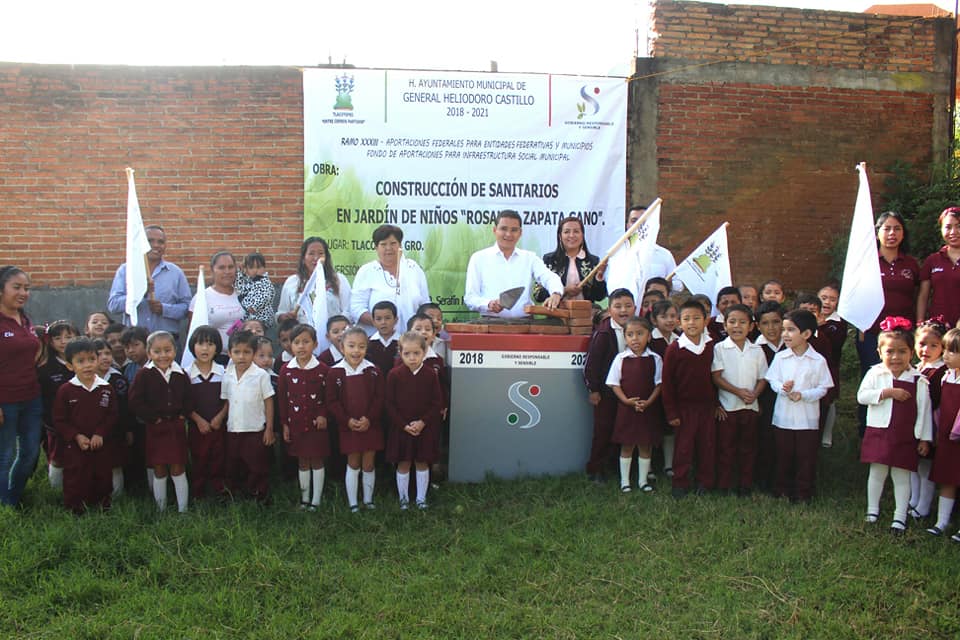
<box><xmin>325</xmin><ymin>326</ymin><xmax>384</xmax><ymax>512</ymax></box>
<box><xmin>37</xmin><ymin>319</ymin><xmax>79</xmax><ymax>491</ymax></box>
<box><xmin>817</xmin><ymin>282</ymin><xmax>847</xmax><ymax>448</ymax></box>
<box><xmin>53</xmin><ymin>338</ymin><xmax>118</xmax><ymax>513</ymax></box>
<box><xmin>408</xmin><ymin>313</ymin><xmax>450</xmax><ymax>418</ymax></box>
<box><xmin>910</xmin><ymin>318</ymin><xmax>947</xmax><ymax>519</ymax></box>
<box><xmin>93</xmin><ymin>338</ymin><xmax>130</xmax><ymax>497</ymax></box>
<box><xmin>129</xmin><ymin>331</ymin><xmax>193</xmax><ymax>513</ymax></box>
<box><xmin>606</xmin><ymin>316</ymin><xmax>662</xmax><ymax>493</ymax></box>
<box><xmin>185</xmin><ymin>326</ymin><xmax>228</xmax><ymax>498</ymax></box>
<box><xmin>857</xmin><ymin>317</ymin><xmax>933</xmax><ymax>533</ymax></box>
<box><xmin>279</xmin><ymin>324</ymin><xmax>330</xmax><ymax>511</ymax></box>
<box><xmin>386</xmin><ymin>331</ymin><xmax>443</xmax><ymax>509</ymax></box>
<box><xmin>926</xmin><ymin>328</ymin><xmax>960</xmax><ymax>539</ymax></box>
<box><xmin>649</xmin><ymin>299</ymin><xmax>679</xmax><ymax>480</ymax></box>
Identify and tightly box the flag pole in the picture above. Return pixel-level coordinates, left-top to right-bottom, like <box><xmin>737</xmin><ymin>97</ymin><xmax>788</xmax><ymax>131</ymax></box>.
<box><xmin>580</xmin><ymin>197</ymin><xmax>662</xmax><ymax>286</ymax></box>
<box><xmin>665</xmin><ymin>221</ymin><xmax>729</xmax><ymax>282</ymax></box>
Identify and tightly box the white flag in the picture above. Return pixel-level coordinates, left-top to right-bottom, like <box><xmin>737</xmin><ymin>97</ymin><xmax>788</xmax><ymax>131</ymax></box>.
<box><xmin>297</xmin><ymin>264</ymin><xmax>328</xmax><ymax>331</ymax></box>
<box><xmin>631</xmin><ymin>199</ymin><xmax>662</xmax><ymax>294</ymax></box>
<box><xmin>838</xmin><ymin>163</ymin><xmax>884</xmax><ymax>332</ymax></box>
<box><xmin>124</xmin><ymin>168</ymin><xmax>151</xmax><ymax>327</ymax></box>
<box><xmin>673</xmin><ymin>223</ymin><xmax>732</xmax><ymax>302</ymax></box>
<box><xmin>180</xmin><ymin>267</ymin><xmax>208</xmax><ymax>370</ymax></box>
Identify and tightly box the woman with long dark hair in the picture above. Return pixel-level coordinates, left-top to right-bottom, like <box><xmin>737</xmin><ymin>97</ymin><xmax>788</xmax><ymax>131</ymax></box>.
<box><xmin>533</xmin><ymin>216</ymin><xmax>607</xmax><ymax>303</ymax></box>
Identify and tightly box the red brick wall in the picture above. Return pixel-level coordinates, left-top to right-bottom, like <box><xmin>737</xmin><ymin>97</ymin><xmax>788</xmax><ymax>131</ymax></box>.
<box><xmin>0</xmin><ymin>64</ymin><xmax>304</xmax><ymax>287</ymax></box>
<box><xmin>648</xmin><ymin>0</ymin><xmax>946</xmax><ymax>292</ymax></box>
<box><xmin>652</xmin><ymin>0</ymin><xmax>940</xmax><ymax>72</ymax></box>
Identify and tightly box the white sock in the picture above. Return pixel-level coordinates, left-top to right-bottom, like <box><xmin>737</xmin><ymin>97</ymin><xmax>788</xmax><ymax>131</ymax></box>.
<box><xmin>935</xmin><ymin>496</ymin><xmax>956</xmax><ymax>530</ymax></box>
<box><xmin>111</xmin><ymin>468</ymin><xmax>124</xmax><ymax>497</ymax></box>
<box><xmin>910</xmin><ymin>471</ymin><xmax>921</xmax><ymax>509</ymax></box>
<box><xmin>146</xmin><ymin>467</ymin><xmax>156</xmax><ymax>487</ymax></box>
<box><xmin>48</xmin><ymin>465</ymin><xmax>63</xmax><ymax>490</ymax></box>
<box><xmin>663</xmin><ymin>435</ymin><xmax>675</xmax><ymax>470</ymax></box>
<box><xmin>362</xmin><ymin>470</ymin><xmax>376</xmax><ymax>505</ymax></box>
<box><xmin>637</xmin><ymin>457</ymin><xmax>652</xmax><ymax>488</ymax></box>
<box><xmin>917</xmin><ymin>459</ymin><xmax>936</xmax><ymax>516</ymax></box>
<box><xmin>416</xmin><ymin>469</ymin><xmax>430</xmax><ymax>504</ymax></box>
<box><xmin>345</xmin><ymin>466</ymin><xmax>360</xmax><ymax>507</ymax></box>
<box><xmin>171</xmin><ymin>473</ymin><xmax>189</xmax><ymax>513</ymax></box>
<box><xmin>298</xmin><ymin>469</ymin><xmax>311</xmax><ymax>504</ymax></box>
<box><xmin>153</xmin><ymin>475</ymin><xmax>168</xmax><ymax>511</ymax></box>
<box><xmin>396</xmin><ymin>471</ymin><xmax>410</xmax><ymax>503</ymax></box>
<box><xmin>890</xmin><ymin>467</ymin><xmax>911</xmax><ymax>525</ymax></box>
<box><xmin>619</xmin><ymin>456</ymin><xmax>632</xmax><ymax>489</ymax></box>
<box><xmin>866</xmin><ymin>464</ymin><xmax>888</xmax><ymax>516</ymax></box>
<box><xmin>821</xmin><ymin>403</ymin><xmax>836</xmax><ymax>446</ymax></box>
<box><xmin>311</xmin><ymin>468</ymin><xmax>325</xmax><ymax>507</ymax></box>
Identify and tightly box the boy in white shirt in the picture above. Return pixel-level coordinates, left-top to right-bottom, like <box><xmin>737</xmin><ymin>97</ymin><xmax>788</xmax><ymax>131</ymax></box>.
<box><xmin>764</xmin><ymin>309</ymin><xmax>833</xmax><ymax>503</ymax></box>
<box><xmin>221</xmin><ymin>330</ymin><xmax>276</xmax><ymax>502</ymax></box>
<box><xmin>712</xmin><ymin>304</ymin><xmax>768</xmax><ymax>496</ymax></box>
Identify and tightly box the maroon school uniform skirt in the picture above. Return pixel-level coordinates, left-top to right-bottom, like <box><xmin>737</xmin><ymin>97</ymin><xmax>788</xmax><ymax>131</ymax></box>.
<box><xmin>145</xmin><ymin>417</ymin><xmax>189</xmax><ymax>466</ymax></box>
<box><xmin>337</xmin><ymin>376</ymin><xmax>384</xmax><ymax>455</ymax></box>
<box><xmin>930</xmin><ymin>381</ymin><xmax>960</xmax><ymax>485</ymax></box>
<box><xmin>287</xmin><ymin>422</ymin><xmax>331</xmax><ymax>459</ymax></box>
<box><xmin>611</xmin><ymin>357</ymin><xmax>663</xmax><ymax>448</ymax></box>
<box><xmin>386</xmin><ymin>422</ymin><xmax>441</xmax><ymax>464</ymax></box>
<box><xmin>860</xmin><ymin>378</ymin><xmax>919</xmax><ymax>471</ymax></box>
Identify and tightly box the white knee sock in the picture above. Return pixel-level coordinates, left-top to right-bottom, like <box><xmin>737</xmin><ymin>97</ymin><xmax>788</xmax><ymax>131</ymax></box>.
<box><xmin>171</xmin><ymin>473</ymin><xmax>189</xmax><ymax>513</ymax></box>
<box><xmin>111</xmin><ymin>468</ymin><xmax>124</xmax><ymax>497</ymax></box>
<box><xmin>362</xmin><ymin>470</ymin><xmax>376</xmax><ymax>505</ymax></box>
<box><xmin>890</xmin><ymin>467</ymin><xmax>911</xmax><ymax>525</ymax></box>
<box><xmin>935</xmin><ymin>496</ymin><xmax>956</xmax><ymax>530</ymax></box>
<box><xmin>917</xmin><ymin>459</ymin><xmax>936</xmax><ymax>516</ymax></box>
<box><xmin>663</xmin><ymin>435</ymin><xmax>675</xmax><ymax>471</ymax></box>
<box><xmin>416</xmin><ymin>469</ymin><xmax>430</xmax><ymax>504</ymax></box>
<box><xmin>637</xmin><ymin>457</ymin><xmax>652</xmax><ymax>488</ymax></box>
<box><xmin>146</xmin><ymin>467</ymin><xmax>156</xmax><ymax>487</ymax></box>
<box><xmin>866</xmin><ymin>463</ymin><xmax>888</xmax><ymax>516</ymax></box>
<box><xmin>396</xmin><ymin>471</ymin><xmax>410</xmax><ymax>503</ymax></box>
<box><xmin>345</xmin><ymin>466</ymin><xmax>360</xmax><ymax>507</ymax></box>
<box><xmin>298</xmin><ymin>469</ymin><xmax>311</xmax><ymax>504</ymax></box>
<box><xmin>153</xmin><ymin>475</ymin><xmax>168</xmax><ymax>511</ymax></box>
<box><xmin>48</xmin><ymin>465</ymin><xmax>63</xmax><ymax>490</ymax></box>
<box><xmin>311</xmin><ymin>468</ymin><xmax>324</xmax><ymax>507</ymax></box>
<box><xmin>619</xmin><ymin>456</ymin><xmax>632</xmax><ymax>489</ymax></box>
<box><xmin>910</xmin><ymin>469</ymin><xmax>921</xmax><ymax>508</ymax></box>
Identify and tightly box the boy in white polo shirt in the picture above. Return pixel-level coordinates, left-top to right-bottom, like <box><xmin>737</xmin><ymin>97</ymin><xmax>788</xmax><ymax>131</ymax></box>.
<box><xmin>764</xmin><ymin>309</ymin><xmax>833</xmax><ymax>503</ymax></box>
<box><xmin>221</xmin><ymin>330</ymin><xmax>275</xmax><ymax>502</ymax></box>
<box><xmin>712</xmin><ymin>304</ymin><xmax>768</xmax><ymax>496</ymax></box>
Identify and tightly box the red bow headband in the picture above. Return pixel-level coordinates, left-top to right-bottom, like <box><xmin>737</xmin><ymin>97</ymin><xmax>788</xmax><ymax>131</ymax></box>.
<box><xmin>879</xmin><ymin>316</ymin><xmax>912</xmax><ymax>332</ymax></box>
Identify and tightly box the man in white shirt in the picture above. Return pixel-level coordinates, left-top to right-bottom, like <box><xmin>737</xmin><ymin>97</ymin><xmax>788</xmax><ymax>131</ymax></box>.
<box><xmin>605</xmin><ymin>205</ymin><xmax>683</xmax><ymax>302</ymax></box>
<box><xmin>464</xmin><ymin>210</ymin><xmax>564</xmax><ymax>318</ymax></box>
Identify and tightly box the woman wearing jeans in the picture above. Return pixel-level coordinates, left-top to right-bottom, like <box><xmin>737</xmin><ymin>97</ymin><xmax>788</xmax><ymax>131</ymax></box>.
<box><xmin>0</xmin><ymin>266</ymin><xmax>42</xmax><ymax>507</ymax></box>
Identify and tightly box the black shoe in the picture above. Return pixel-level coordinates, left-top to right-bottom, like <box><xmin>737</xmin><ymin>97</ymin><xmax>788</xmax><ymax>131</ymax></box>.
<box><xmin>671</xmin><ymin>487</ymin><xmax>688</xmax><ymax>499</ymax></box>
<box><xmin>926</xmin><ymin>525</ymin><xmax>945</xmax><ymax>537</ymax></box>
<box><xmin>694</xmin><ymin>485</ymin><xmax>708</xmax><ymax>497</ymax></box>
<box><xmin>890</xmin><ymin>519</ymin><xmax>907</xmax><ymax>535</ymax></box>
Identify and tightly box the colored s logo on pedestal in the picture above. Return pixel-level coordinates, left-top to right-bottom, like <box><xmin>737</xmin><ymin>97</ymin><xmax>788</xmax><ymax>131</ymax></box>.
<box><xmin>506</xmin><ymin>381</ymin><xmax>542</xmax><ymax>429</ymax></box>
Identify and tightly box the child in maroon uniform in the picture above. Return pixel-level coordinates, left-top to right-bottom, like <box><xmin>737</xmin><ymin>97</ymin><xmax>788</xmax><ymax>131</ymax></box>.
<box><xmin>279</xmin><ymin>324</ymin><xmax>330</xmax><ymax>510</ymax></box>
<box><xmin>185</xmin><ymin>326</ymin><xmax>228</xmax><ymax>498</ymax></box>
<box><xmin>858</xmin><ymin>317</ymin><xmax>933</xmax><ymax>533</ymax></box>
<box><xmin>708</xmin><ymin>286</ymin><xmax>742</xmax><ymax>343</ymax></box>
<box><xmin>649</xmin><ymin>299</ymin><xmax>679</xmax><ymax>480</ymax></box>
<box><xmin>584</xmin><ymin>288</ymin><xmax>637</xmax><ymax>484</ymax></box>
<box><xmin>753</xmin><ymin>301</ymin><xmax>786</xmax><ymax>491</ymax></box>
<box><xmin>386</xmin><ymin>331</ymin><xmax>443</xmax><ymax>509</ymax></box>
<box><xmin>53</xmin><ymin>338</ymin><xmax>118</xmax><ymax>513</ymax></box>
<box><xmin>606</xmin><ymin>316</ymin><xmax>662</xmax><ymax>493</ymax></box>
<box><xmin>817</xmin><ymin>282</ymin><xmax>848</xmax><ymax>447</ymax></box>
<box><xmin>409</xmin><ymin>313</ymin><xmax>450</xmax><ymax>417</ymax></box>
<box><xmin>129</xmin><ymin>330</ymin><xmax>193</xmax><ymax>513</ymax></box>
<box><xmin>318</xmin><ymin>315</ymin><xmax>349</xmax><ymax>367</ymax></box>
<box><xmin>926</xmin><ymin>328</ymin><xmax>960</xmax><ymax>539</ymax></box>
<box><xmin>37</xmin><ymin>319</ymin><xmax>79</xmax><ymax>490</ymax></box>
<box><xmin>662</xmin><ymin>299</ymin><xmax>717</xmax><ymax>497</ymax></box>
<box><xmin>911</xmin><ymin>318</ymin><xmax>947</xmax><ymax>519</ymax></box>
<box><xmin>326</xmin><ymin>326</ymin><xmax>384</xmax><ymax>512</ymax></box>
<box><xmin>796</xmin><ymin>293</ymin><xmax>838</xmax><ymax>446</ymax></box>
<box><xmin>93</xmin><ymin>338</ymin><xmax>129</xmax><ymax>497</ymax></box>
<box><xmin>367</xmin><ymin>301</ymin><xmax>400</xmax><ymax>377</ymax></box>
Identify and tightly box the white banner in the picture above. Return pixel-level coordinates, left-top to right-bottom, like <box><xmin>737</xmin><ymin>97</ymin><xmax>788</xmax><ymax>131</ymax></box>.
<box><xmin>303</xmin><ymin>69</ymin><xmax>627</xmax><ymax>317</ymax></box>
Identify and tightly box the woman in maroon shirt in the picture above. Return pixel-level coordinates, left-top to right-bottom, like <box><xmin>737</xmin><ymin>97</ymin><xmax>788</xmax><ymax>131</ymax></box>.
<box><xmin>0</xmin><ymin>266</ymin><xmax>43</xmax><ymax>507</ymax></box>
<box><xmin>855</xmin><ymin>213</ymin><xmax>920</xmax><ymax>434</ymax></box>
<box><xmin>917</xmin><ymin>206</ymin><xmax>960</xmax><ymax>328</ymax></box>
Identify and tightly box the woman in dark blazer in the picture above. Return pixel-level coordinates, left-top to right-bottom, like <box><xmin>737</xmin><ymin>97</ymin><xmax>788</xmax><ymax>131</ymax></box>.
<box><xmin>534</xmin><ymin>217</ymin><xmax>608</xmax><ymax>303</ymax></box>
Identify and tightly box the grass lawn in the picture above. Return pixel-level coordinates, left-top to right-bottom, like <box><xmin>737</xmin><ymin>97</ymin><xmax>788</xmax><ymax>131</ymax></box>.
<box><xmin>3</xmin><ymin>342</ymin><xmax>959</xmax><ymax>639</ymax></box>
